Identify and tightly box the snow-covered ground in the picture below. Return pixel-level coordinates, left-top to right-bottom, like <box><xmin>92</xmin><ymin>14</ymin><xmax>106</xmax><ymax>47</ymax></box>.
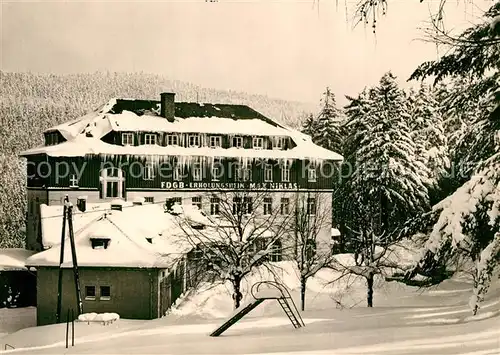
<box><xmin>0</xmin><ymin>307</ymin><xmax>36</xmax><ymax>339</ymax></box>
<box><xmin>1</xmin><ymin>263</ymin><xmax>499</xmax><ymax>354</ymax></box>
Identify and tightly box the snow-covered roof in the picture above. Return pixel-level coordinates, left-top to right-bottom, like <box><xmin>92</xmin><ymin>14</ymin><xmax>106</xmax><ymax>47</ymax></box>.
<box><xmin>0</xmin><ymin>249</ymin><xmax>36</xmax><ymax>271</ymax></box>
<box><xmin>27</xmin><ymin>201</ymin><xmax>211</xmax><ymax>268</ymax></box>
<box><xmin>21</xmin><ymin>98</ymin><xmax>343</xmax><ymax>162</ymax></box>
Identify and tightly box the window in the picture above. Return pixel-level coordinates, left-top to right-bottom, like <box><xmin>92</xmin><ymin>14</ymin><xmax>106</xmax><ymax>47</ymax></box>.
<box><xmin>144</xmin><ymin>134</ymin><xmax>157</xmax><ymax>145</ymax></box>
<box><xmin>280</xmin><ymin>198</ymin><xmax>290</xmax><ymax>215</ymax></box>
<box><xmin>100</xmin><ymin>167</ymin><xmax>125</xmax><ymax>199</ymax></box>
<box><xmin>264</xmin><ymin>163</ymin><xmax>273</xmax><ymax>182</ymax></box>
<box><xmin>144</xmin><ymin>163</ymin><xmax>154</xmax><ymax>180</ymax></box>
<box><xmin>166</xmin><ymin>134</ymin><xmax>179</xmax><ymax>146</ymax></box>
<box><xmin>210</xmin><ymin>197</ymin><xmax>220</xmax><ymax>215</ymax></box>
<box><xmin>192</xmin><ymin>196</ymin><xmax>202</xmax><ymax>210</ymax></box>
<box><xmin>192</xmin><ymin>163</ymin><xmax>202</xmax><ymax>181</ymax></box>
<box><xmin>172</xmin><ymin>197</ymin><xmax>182</xmax><ymax>205</ymax></box>
<box><xmin>173</xmin><ymin>164</ymin><xmax>183</xmax><ymax>181</ymax></box>
<box><xmin>307</xmin><ymin>198</ymin><xmax>316</xmax><ymax>215</ymax></box>
<box><xmin>100</xmin><ymin>286</ymin><xmax>111</xmax><ymax>300</ymax></box>
<box><xmin>91</xmin><ymin>238</ymin><xmax>110</xmax><ymax>249</ymax></box>
<box><xmin>211</xmin><ymin>161</ymin><xmax>222</xmax><ymax>181</ymax></box>
<box><xmin>69</xmin><ymin>174</ymin><xmax>79</xmax><ymax>188</ymax></box>
<box><xmin>145</xmin><ymin>196</ymin><xmax>154</xmax><ymax>203</ymax></box>
<box><xmin>281</xmin><ymin>164</ymin><xmax>290</xmax><ymax>182</ymax></box>
<box><xmin>232</xmin><ymin>136</ymin><xmax>243</xmax><ymax>148</ymax></box>
<box><xmin>188</xmin><ymin>134</ymin><xmax>200</xmax><ymax>147</ymax></box>
<box><xmin>269</xmin><ymin>240</ymin><xmax>282</xmax><ymax>262</ymax></box>
<box><xmin>274</xmin><ymin>137</ymin><xmax>286</xmax><ymax>150</ymax></box>
<box><xmin>232</xmin><ymin>197</ymin><xmax>241</xmax><ymax>215</ymax></box>
<box><xmin>308</xmin><ymin>167</ymin><xmax>317</xmax><ymax>182</ymax></box>
<box><xmin>232</xmin><ymin>197</ymin><xmax>252</xmax><ymax>215</ymax></box>
<box><xmin>252</xmin><ymin>137</ymin><xmax>264</xmax><ymax>149</ymax></box>
<box><xmin>209</xmin><ymin>136</ymin><xmax>221</xmax><ymax>148</ymax></box>
<box><xmin>122</xmin><ymin>133</ymin><xmax>134</xmax><ymax>146</ymax></box>
<box><xmin>263</xmin><ymin>197</ymin><xmax>273</xmax><ymax>215</ymax></box>
<box><xmin>244</xmin><ymin>197</ymin><xmax>253</xmax><ymax>214</ymax></box>
<box><xmin>85</xmin><ymin>286</ymin><xmax>96</xmax><ymax>300</ymax></box>
<box><xmin>236</xmin><ymin>164</ymin><xmax>251</xmax><ymax>181</ymax></box>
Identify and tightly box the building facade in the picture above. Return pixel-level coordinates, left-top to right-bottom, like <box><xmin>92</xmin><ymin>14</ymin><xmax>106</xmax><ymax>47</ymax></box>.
<box><xmin>21</xmin><ymin>93</ymin><xmax>343</xmax><ymax>251</ymax></box>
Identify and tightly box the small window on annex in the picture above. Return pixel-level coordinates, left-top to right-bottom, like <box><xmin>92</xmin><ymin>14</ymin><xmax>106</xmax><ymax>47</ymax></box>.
<box><xmin>85</xmin><ymin>286</ymin><xmax>96</xmax><ymax>300</ymax></box>
<box><xmin>100</xmin><ymin>286</ymin><xmax>111</xmax><ymax>300</ymax></box>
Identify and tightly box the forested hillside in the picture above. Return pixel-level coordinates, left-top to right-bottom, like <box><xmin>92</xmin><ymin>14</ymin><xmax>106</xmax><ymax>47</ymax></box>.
<box><xmin>0</xmin><ymin>71</ymin><xmax>314</xmax><ymax>248</ymax></box>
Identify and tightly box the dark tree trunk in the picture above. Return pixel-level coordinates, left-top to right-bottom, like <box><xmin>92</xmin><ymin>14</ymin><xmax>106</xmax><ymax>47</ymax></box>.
<box><xmin>300</xmin><ymin>276</ymin><xmax>307</xmax><ymax>311</ymax></box>
<box><xmin>232</xmin><ymin>276</ymin><xmax>243</xmax><ymax>309</ymax></box>
<box><xmin>366</xmin><ymin>273</ymin><xmax>374</xmax><ymax>308</ymax></box>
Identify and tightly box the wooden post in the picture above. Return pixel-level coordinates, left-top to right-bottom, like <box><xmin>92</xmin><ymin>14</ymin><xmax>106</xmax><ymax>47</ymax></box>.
<box><xmin>56</xmin><ymin>196</ymin><xmax>69</xmax><ymax>323</ymax></box>
<box><xmin>71</xmin><ymin>308</ymin><xmax>75</xmax><ymax>346</ymax></box>
<box><xmin>67</xmin><ymin>204</ymin><xmax>83</xmax><ymax>315</ymax></box>
<box><xmin>65</xmin><ymin>309</ymin><xmax>69</xmax><ymax>349</ymax></box>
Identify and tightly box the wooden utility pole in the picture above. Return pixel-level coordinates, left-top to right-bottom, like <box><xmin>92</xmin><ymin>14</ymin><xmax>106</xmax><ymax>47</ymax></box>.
<box><xmin>56</xmin><ymin>196</ymin><xmax>69</xmax><ymax>323</ymax></box>
<box><xmin>55</xmin><ymin>196</ymin><xmax>83</xmax><ymax>323</ymax></box>
<box><xmin>67</xmin><ymin>203</ymin><xmax>83</xmax><ymax>315</ymax></box>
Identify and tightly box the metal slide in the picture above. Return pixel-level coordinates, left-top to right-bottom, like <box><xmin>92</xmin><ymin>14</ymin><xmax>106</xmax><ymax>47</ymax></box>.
<box><xmin>209</xmin><ymin>281</ymin><xmax>305</xmax><ymax>337</ymax></box>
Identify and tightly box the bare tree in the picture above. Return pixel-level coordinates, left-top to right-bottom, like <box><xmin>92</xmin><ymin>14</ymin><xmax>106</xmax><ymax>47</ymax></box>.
<box><xmin>174</xmin><ymin>189</ymin><xmax>295</xmax><ymax>309</ymax></box>
<box><xmin>292</xmin><ymin>192</ymin><xmax>334</xmax><ymax>311</ymax></box>
<box><xmin>328</xmin><ymin>207</ymin><xmax>406</xmax><ymax>308</ymax></box>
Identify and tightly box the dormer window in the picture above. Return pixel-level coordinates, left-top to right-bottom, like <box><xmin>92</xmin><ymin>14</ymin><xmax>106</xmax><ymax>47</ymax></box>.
<box><xmin>166</xmin><ymin>134</ymin><xmax>179</xmax><ymax>146</ymax></box>
<box><xmin>188</xmin><ymin>134</ymin><xmax>200</xmax><ymax>147</ymax></box>
<box><xmin>252</xmin><ymin>137</ymin><xmax>264</xmax><ymax>149</ymax></box>
<box><xmin>122</xmin><ymin>133</ymin><xmax>134</xmax><ymax>146</ymax></box>
<box><xmin>232</xmin><ymin>136</ymin><xmax>243</xmax><ymax>148</ymax></box>
<box><xmin>209</xmin><ymin>136</ymin><xmax>221</xmax><ymax>148</ymax></box>
<box><xmin>274</xmin><ymin>137</ymin><xmax>286</xmax><ymax>150</ymax></box>
<box><xmin>91</xmin><ymin>238</ymin><xmax>110</xmax><ymax>249</ymax></box>
<box><xmin>144</xmin><ymin>134</ymin><xmax>157</xmax><ymax>145</ymax></box>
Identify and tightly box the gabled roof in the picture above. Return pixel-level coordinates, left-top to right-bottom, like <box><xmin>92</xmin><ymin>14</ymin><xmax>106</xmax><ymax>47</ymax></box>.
<box><xmin>27</xmin><ymin>201</ymin><xmax>211</xmax><ymax>268</ymax></box>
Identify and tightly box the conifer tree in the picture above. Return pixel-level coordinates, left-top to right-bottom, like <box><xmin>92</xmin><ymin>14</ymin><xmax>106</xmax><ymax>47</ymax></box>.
<box><xmin>333</xmin><ymin>72</ymin><xmax>431</xmax><ymax>307</ymax></box>
<box><xmin>315</xmin><ymin>87</ymin><xmax>344</xmax><ymax>154</ymax></box>
<box><xmin>408</xmin><ymin>83</ymin><xmax>449</xmax><ymax>185</ymax></box>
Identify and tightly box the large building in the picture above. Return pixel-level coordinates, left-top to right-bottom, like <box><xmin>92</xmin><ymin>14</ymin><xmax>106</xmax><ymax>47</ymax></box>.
<box><xmin>21</xmin><ymin>93</ymin><xmax>343</xmax><ymax>252</ymax></box>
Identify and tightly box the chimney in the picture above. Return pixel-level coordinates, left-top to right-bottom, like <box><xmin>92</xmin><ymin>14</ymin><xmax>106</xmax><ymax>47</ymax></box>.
<box><xmin>160</xmin><ymin>92</ymin><xmax>176</xmax><ymax>122</ymax></box>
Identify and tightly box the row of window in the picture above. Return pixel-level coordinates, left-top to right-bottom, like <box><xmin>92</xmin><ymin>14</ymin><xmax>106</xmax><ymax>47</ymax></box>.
<box><xmin>190</xmin><ymin>238</ymin><xmax>283</xmax><ymax>263</ymax></box>
<box><xmin>141</xmin><ymin>163</ymin><xmax>315</xmax><ymax>182</ymax></box>
<box><xmin>67</xmin><ymin>164</ymin><xmax>316</xmax><ymax>190</ymax></box>
<box><xmin>85</xmin><ymin>285</ymin><xmax>111</xmax><ymax>301</ymax></box>
<box><xmin>121</xmin><ymin>133</ymin><xmax>287</xmax><ymax>150</ymax></box>
<box><xmin>191</xmin><ymin>196</ymin><xmax>316</xmax><ymax>216</ymax></box>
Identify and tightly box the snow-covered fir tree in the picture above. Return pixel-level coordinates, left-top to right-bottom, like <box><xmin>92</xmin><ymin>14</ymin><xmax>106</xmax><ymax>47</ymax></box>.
<box><xmin>351</xmin><ymin>72</ymin><xmax>430</xmax><ymax>233</ymax></box>
<box><xmin>301</xmin><ymin>87</ymin><xmax>344</xmax><ymax>153</ymax></box>
<box><xmin>406</xmin><ymin>2</ymin><xmax>500</xmax><ymax>314</ymax></box>
<box><xmin>301</xmin><ymin>113</ymin><xmax>317</xmax><ymax>137</ymax></box>
<box><xmin>408</xmin><ymin>83</ymin><xmax>449</xmax><ymax>186</ymax></box>
<box><xmin>333</xmin><ymin>72</ymin><xmax>431</xmax><ymax>307</ymax></box>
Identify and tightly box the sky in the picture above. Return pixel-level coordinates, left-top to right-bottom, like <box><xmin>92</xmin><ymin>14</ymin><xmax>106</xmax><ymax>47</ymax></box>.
<box><xmin>0</xmin><ymin>0</ymin><xmax>489</xmax><ymax>104</ymax></box>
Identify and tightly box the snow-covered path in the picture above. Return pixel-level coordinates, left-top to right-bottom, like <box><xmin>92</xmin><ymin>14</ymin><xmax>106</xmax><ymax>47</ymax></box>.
<box><xmin>1</xmin><ymin>267</ymin><xmax>499</xmax><ymax>354</ymax></box>
<box><xmin>3</xmin><ymin>301</ymin><xmax>499</xmax><ymax>355</ymax></box>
